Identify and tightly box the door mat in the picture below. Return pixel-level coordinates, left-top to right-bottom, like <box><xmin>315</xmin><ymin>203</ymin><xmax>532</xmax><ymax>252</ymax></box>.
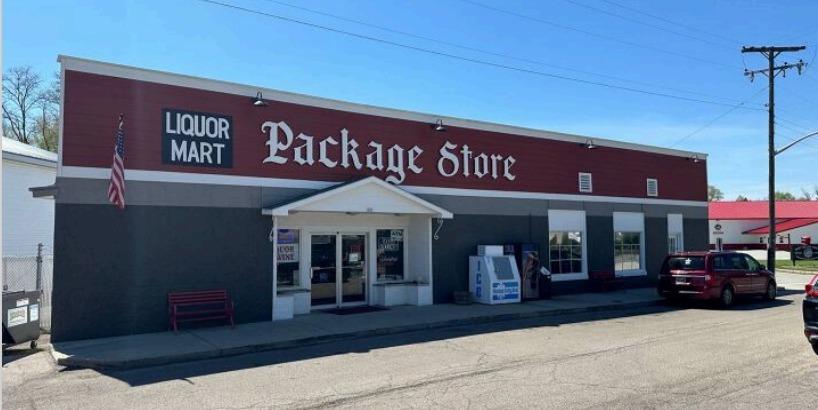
<box><xmin>322</xmin><ymin>306</ymin><xmax>390</xmax><ymax>315</ymax></box>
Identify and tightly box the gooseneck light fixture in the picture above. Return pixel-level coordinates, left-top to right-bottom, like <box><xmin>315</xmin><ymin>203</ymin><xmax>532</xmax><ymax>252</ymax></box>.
<box><xmin>582</xmin><ymin>139</ymin><xmax>596</xmax><ymax>149</ymax></box>
<box><xmin>252</xmin><ymin>91</ymin><xmax>269</xmax><ymax>107</ymax></box>
<box><xmin>432</xmin><ymin>119</ymin><xmax>446</xmax><ymax>132</ymax></box>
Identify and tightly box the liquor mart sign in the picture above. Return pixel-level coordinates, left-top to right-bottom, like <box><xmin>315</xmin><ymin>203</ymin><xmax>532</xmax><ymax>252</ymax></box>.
<box><xmin>163</xmin><ymin>109</ymin><xmax>233</xmax><ymax>167</ymax></box>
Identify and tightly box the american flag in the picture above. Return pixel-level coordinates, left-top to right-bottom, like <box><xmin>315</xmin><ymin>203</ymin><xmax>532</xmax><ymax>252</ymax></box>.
<box><xmin>108</xmin><ymin>116</ymin><xmax>126</xmax><ymax>209</ymax></box>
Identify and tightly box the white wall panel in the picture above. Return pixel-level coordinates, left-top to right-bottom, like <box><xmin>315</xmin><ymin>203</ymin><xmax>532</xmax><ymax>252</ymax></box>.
<box><xmin>3</xmin><ymin>161</ymin><xmax>55</xmax><ymax>256</ymax></box>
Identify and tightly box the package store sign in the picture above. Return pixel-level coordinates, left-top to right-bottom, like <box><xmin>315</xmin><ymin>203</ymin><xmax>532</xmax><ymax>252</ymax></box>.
<box><xmin>277</xmin><ymin>244</ymin><xmax>299</xmax><ymax>263</ymax></box>
<box><xmin>163</xmin><ymin>109</ymin><xmax>233</xmax><ymax>168</ymax></box>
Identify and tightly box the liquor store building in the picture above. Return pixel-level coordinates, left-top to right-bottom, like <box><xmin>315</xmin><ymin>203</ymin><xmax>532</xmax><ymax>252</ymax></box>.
<box><xmin>49</xmin><ymin>56</ymin><xmax>709</xmax><ymax>342</ymax></box>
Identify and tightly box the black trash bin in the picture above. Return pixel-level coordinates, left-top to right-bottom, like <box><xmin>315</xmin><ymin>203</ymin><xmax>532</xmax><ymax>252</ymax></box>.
<box><xmin>2</xmin><ymin>290</ymin><xmax>42</xmax><ymax>349</ymax></box>
<box><xmin>539</xmin><ymin>267</ymin><xmax>552</xmax><ymax>299</ymax></box>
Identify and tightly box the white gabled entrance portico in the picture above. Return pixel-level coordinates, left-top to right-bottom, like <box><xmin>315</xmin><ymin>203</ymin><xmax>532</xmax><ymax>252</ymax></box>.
<box><xmin>263</xmin><ymin>177</ymin><xmax>453</xmax><ymax>320</ymax></box>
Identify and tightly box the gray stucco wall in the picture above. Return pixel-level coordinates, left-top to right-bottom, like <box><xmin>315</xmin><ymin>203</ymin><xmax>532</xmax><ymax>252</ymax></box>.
<box><xmin>51</xmin><ymin>178</ymin><xmax>709</xmax><ymax>341</ymax></box>
<box><xmin>51</xmin><ymin>204</ymin><xmax>273</xmax><ymax>342</ymax></box>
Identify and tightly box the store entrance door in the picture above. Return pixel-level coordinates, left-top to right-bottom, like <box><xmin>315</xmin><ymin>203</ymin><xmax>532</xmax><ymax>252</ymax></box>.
<box><xmin>310</xmin><ymin>233</ymin><xmax>367</xmax><ymax>308</ymax></box>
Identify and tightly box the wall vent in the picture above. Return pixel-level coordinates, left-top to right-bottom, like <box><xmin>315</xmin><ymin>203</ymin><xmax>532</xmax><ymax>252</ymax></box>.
<box><xmin>579</xmin><ymin>173</ymin><xmax>593</xmax><ymax>193</ymax></box>
<box><xmin>647</xmin><ymin>178</ymin><xmax>658</xmax><ymax>197</ymax></box>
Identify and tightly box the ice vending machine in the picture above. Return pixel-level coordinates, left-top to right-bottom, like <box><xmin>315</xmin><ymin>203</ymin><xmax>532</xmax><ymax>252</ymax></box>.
<box><xmin>469</xmin><ymin>246</ymin><xmax>521</xmax><ymax>304</ymax></box>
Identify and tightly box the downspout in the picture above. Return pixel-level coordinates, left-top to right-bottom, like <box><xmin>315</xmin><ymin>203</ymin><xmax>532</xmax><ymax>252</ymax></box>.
<box><xmin>271</xmin><ymin>215</ymin><xmax>278</xmax><ymax>320</ymax></box>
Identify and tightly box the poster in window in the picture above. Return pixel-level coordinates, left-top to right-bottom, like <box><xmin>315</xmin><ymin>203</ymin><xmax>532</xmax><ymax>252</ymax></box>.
<box><xmin>377</xmin><ymin>229</ymin><xmax>404</xmax><ymax>281</ymax></box>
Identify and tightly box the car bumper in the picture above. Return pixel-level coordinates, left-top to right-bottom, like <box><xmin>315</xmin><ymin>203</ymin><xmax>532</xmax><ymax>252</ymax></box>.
<box><xmin>805</xmin><ymin>325</ymin><xmax>818</xmax><ymax>343</ymax></box>
<box><xmin>658</xmin><ymin>287</ymin><xmax>720</xmax><ymax>300</ymax></box>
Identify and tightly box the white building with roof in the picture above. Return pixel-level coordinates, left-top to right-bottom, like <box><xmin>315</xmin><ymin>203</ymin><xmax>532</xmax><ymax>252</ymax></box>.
<box><xmin>2</xmin><ymin>138</ymin><xmax>58</xmax><ymax>256</ymax></box>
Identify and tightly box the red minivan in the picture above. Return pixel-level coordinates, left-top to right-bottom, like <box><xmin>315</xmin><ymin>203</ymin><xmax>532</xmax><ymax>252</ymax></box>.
<box><xmin>657</xmin><ymin>251</ymin><xmax>777</xmax><ymax>308</ymax></box>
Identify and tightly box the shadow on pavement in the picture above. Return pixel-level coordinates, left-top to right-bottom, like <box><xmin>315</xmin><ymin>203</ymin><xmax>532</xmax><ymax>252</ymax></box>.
<box><xmin>74</xmin><ymin>303</ymin><xmax>681</xmax><ymax>386</ymax></box>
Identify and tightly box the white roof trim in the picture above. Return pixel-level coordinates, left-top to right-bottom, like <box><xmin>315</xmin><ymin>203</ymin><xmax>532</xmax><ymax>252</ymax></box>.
<box><xmin>58</xmin><ymin>55</ymin><xmax>707</xmax><ymax>159</ymax></box>
<box><xmin>60</xmin><ymin>166</ymin><xmax>708</xmax><ymax>207</ymax></box>
<box><xmin>263</xmin><ymin>176</ymin><xmax>454</xmax><ymax>219</ymax></box>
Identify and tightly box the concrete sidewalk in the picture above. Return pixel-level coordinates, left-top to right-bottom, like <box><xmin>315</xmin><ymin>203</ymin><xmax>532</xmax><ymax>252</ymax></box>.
<box><xmin>50</xmin><ymin>288</ymin><xmax>661</xmax><ymax>370</ymax></box>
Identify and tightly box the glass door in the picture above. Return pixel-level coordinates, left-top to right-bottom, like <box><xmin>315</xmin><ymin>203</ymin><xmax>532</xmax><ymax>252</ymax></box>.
<box><xmin>310</xmin><ymin>233</ymin><xmax>368</xmax><ymax>308</ymax></box>
<box><xmin>341</xmin><ymin>234</ymin><xmax>366</xmax><ymax>304</ymax></box>
<box><xmin>310</xmin><ymin>234</ymin><xmax>337</xmax><ymax>306</ymax></box>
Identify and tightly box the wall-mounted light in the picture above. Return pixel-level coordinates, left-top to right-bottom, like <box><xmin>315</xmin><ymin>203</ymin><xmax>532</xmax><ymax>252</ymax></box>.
<box><xmin>688</xmin><ymin>154</ymin><xmax>702</xmax><ymax>163</ymax></box>
<box><xmin>432</xmin><ymin>119</ymin><xmax>446</xmax><ymax>132</ymax></box>
<box><xmin>252</xmin><ymin>91</ymin><xmax>269</xmax><ymax>107</ymax></box>
<box><xmin>581</xmin><ymin>139</ymin><xmax>596</xmax><ymax>149</ymax></box>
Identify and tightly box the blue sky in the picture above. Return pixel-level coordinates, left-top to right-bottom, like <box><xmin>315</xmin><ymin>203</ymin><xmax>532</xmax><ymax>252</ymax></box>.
<box><xmin>6</xmin><ymin>0</ymin><xmax>818</xmax><ymax>200</ymax></box>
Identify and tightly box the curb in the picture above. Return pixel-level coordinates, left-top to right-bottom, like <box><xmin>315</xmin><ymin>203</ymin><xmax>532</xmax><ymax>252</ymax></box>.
<box><xmin>52</xmin><ymin>299</ymin><xmax>661</xmax><ymax>371</ymax></box>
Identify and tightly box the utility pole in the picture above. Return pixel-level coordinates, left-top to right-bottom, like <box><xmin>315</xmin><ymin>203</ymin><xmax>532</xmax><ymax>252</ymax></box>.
<box><xmin>741</xmin><ymin>45</ymin><xmax>806</xmax><ymax>273</ymax></box>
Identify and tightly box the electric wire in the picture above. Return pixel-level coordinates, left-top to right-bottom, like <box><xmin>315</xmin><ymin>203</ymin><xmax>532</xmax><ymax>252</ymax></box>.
<box><xmin>669</xmin><ymin>87</ymin><xmax>768</xmax><ymax>148</ymax></box>
<box><xmin>258</xmin><ymin>0</ymin><xmax>743</xmax><ymax>104</ymax></box>
<box><xmin>195</xmin><ymin>0</ymin><xmax>765</xmax><ymax>109</ymax></box>
<box><xmin>597</xmin><ymin>0</ymin><xmax>743</xmax><ymax>46</ymax></box>
<box><xmin>458</xmin><ymin>0</ymin><xmax>743</xmax><ymax>70</ymax></box>
<box><xmin>559</xmin><ymin>0</ymin><xmax>736</xmax><ymax>51</ymax></box>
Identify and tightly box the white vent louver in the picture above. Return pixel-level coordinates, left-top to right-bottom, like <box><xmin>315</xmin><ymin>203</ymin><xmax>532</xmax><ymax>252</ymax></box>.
<box><xmin>647</xmin><ymin>178</ymin><xmax>658</xmax><ymax>197</ymax></box>
<box><xmin>579</xmin><ymin>173</ymin><xmax>592</xmax><ymax>193</ymax></box>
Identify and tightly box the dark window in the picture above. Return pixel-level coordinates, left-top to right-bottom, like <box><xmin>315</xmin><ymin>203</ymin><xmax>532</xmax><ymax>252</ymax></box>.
<box><xmin>666</xmin><ymin>256</ymin><xmax>705</xmax><ymax>271</ymax></box>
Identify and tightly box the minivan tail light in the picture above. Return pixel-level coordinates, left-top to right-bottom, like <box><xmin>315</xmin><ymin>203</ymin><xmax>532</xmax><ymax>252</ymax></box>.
<box><xmin>806</xmin><ymin>274</ymin><xmax>818</xmax><ymax>297</ymax></box>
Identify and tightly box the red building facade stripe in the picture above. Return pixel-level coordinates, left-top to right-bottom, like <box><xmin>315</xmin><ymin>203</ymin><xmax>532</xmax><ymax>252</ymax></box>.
<box><xmin>62</xmin><ymin>70</ymin><xmax>707</xmax><ymax>201</ymax></box>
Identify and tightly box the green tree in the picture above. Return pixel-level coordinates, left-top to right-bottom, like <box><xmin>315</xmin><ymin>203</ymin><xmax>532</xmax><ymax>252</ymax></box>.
<box><xmin>708</xmin><ymin>185</ymin><xmax>724</xmax><ymax>201</ymax></box>
<box><xmin>735</xmin><ymin>195</ymin><xmax>749</xmax><ymax>201</ymax></box>
<box><xmin>773</xmin><ymin>191</ymin><xmax>796</xmax><ymax>201</ymax></box>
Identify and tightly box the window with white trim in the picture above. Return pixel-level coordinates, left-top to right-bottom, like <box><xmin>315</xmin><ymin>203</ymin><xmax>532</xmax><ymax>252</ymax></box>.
<box><xmin>647</xmin><ymin>178</ymin><xmax>658</xmax><ymax>197</ymax></box>
<box><xmin>548</xmin><ymin>210</ymin><xmax>587</xmax><ymax>281</ymax></box>
<box><xmin>668</xmin><ymin>214</ymin><xmax>684</xmax><ymax>253</ymax></box>
<box><xmin>613</xmin><ymin>212</ymin><xmax>645</xmax><ymax>275</ymax></box>
<box><xmin>579</xmin><ymin>173</ymin><xmax>592</xmax><ymax>193</ymax></box>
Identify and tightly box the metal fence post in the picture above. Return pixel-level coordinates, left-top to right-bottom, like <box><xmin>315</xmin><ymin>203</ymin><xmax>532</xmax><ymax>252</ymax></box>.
<box><xmin>36</xmin><ymin>243</ymin><xmax>43</xmax><ymax>291</ymax></box>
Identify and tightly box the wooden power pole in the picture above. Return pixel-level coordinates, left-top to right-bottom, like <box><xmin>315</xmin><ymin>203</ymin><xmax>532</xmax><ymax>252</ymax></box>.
<box><xmin>741</xmin><ymin>45</ymin><xmax>806</xmax><ymax>273</ymax></box>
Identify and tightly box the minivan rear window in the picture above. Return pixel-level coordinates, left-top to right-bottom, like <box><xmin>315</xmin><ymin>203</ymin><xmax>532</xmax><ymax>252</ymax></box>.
<box><xmin>666</xmin><ymin>256</ymin><xmax>705</xmax><ymax>271</ymax></box>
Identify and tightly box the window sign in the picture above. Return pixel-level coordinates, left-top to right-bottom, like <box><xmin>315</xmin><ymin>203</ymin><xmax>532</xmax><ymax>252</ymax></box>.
<box><xmin>377</xmin><ymin>229</ymin><xmax>404</xmax><ymax>281</ymax></box>
<box><xmin>276</xmin><ymin>229</ymin><xmax>301</xmax><ymax>287</ymax></box>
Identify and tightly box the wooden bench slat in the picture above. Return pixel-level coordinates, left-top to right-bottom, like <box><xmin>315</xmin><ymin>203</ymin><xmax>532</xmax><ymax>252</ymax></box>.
<box><xmin>168</xmin><ymin>289</ymin><xmax>234</xmax><ymax>334</ymax></box>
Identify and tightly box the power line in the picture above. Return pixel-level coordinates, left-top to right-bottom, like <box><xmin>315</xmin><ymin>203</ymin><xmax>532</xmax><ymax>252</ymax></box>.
<box><xmin>458</xmin><ymin>0</ymin><xmax>742</xmax><ymax>70</ymax></box>
<box><xmin>597</xmin><ymin>0</ymin><xmax>743</xmax><ymax>46</ymax></box>
<box><xmin>559</xmin><ymin>0</ymin><xmax>735</xmax><ymax>51</ymax></box>
<box><xmin>669</xmin><ymin>87</ymin><xmax>768</xmax><ymax>148</ymax></box>
<box><xmin>194</xmin><ymin>0</ymin><xmax>764</xmax><ymax>109</ymax></box>
<box><xmin>258</xmin><ymin>0</ymin><xmax>744</xmax><ymax>104</ymax></box>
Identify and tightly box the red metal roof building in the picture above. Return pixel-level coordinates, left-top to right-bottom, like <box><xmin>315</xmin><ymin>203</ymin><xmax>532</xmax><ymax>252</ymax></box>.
<box><xmin>709</xmin><ymin>201</ymin><xmax>818</xmax><ymax>250</ymax></box>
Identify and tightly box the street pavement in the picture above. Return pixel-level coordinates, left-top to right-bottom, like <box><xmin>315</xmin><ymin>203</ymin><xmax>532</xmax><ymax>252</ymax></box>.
<box><xmin>3</xmin><ymin>292</ymin><xmax>815</xmax><ymax>409</ymax></box>
<box><xmin>45</xmin><ymin>270</ymin><xmax>815</xmax><ymax>372</ymax></box>
<box><xmin>48</xmin><ymin>288</ymin><xmax>661</xmax><ymax>370</ymax></box>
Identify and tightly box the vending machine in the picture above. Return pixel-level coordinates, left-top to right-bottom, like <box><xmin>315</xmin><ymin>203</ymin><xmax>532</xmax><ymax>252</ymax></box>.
<box><xmin>504</xmin><ymin>243</ymin><xmax>541</xmax><ymax>300</ymax></box>
<box><xmin>469</xmin><ymin>246</ymin><xmax>521</xmax><ymax>304</ymax></box>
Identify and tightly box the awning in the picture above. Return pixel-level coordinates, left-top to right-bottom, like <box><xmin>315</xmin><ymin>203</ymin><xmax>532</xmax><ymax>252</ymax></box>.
<box><xmin>262</xmin><ymin>176</ymin><xmax>453</xmax><ymax>219</ymax></box>
<box><xmin>743</xmin><ymin>218</ymin><xmax>818</xmax><ymax>234</ymax></box>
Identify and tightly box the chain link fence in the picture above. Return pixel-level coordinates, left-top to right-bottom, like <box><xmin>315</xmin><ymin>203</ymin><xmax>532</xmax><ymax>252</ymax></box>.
<box><xmin>3</xmin><ymin>247</ymin><xmax>53</xmax><ymax>332</ymax></box>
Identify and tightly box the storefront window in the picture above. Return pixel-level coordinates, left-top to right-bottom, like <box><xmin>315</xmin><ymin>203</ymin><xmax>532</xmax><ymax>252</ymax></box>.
<box><xmin>549</xmin><ymin>231</ymin><xmax>583</xmax><ymax>274</ymax></box>
<box><xmin>276</xmin><ymin>229</ymin><xmax>300</xmax><ymax>287</ymax></box>
<box><xmin>376</xmin><ymin>229</ymin><xmax>404</xmax><ymax>281</ymax></box>
<box><xmin>614</xmin><ymin>231</ymin><xmax>641</xmax><ymax>271</ymax></box>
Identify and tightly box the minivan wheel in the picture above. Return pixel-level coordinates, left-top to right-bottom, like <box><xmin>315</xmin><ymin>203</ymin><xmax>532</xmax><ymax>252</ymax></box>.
<box><xmin>812</xmin><ymin>343</ymin><xmax>818</xmax><ymax>356</ymax></box>
<box><xmin>720</xmin><ymin>286</ymin><xmax>734</xmax><ymax>308</ymax></box>
<box><xmin>763</xmin><ymin>281</ymin><xmax>777</xmax><ymax>301</ymax></box>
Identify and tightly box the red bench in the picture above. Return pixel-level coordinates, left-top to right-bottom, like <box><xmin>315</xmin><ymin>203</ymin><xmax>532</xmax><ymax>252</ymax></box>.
<box><xmin>589</xmin><ymin>270</ymin><xmax>623</xmax><ymax>292</ymax></box>
<box><xmin>168</xmin><ymin>290</ymin><xmax>234</xmax><ymax>334</ymax></box>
